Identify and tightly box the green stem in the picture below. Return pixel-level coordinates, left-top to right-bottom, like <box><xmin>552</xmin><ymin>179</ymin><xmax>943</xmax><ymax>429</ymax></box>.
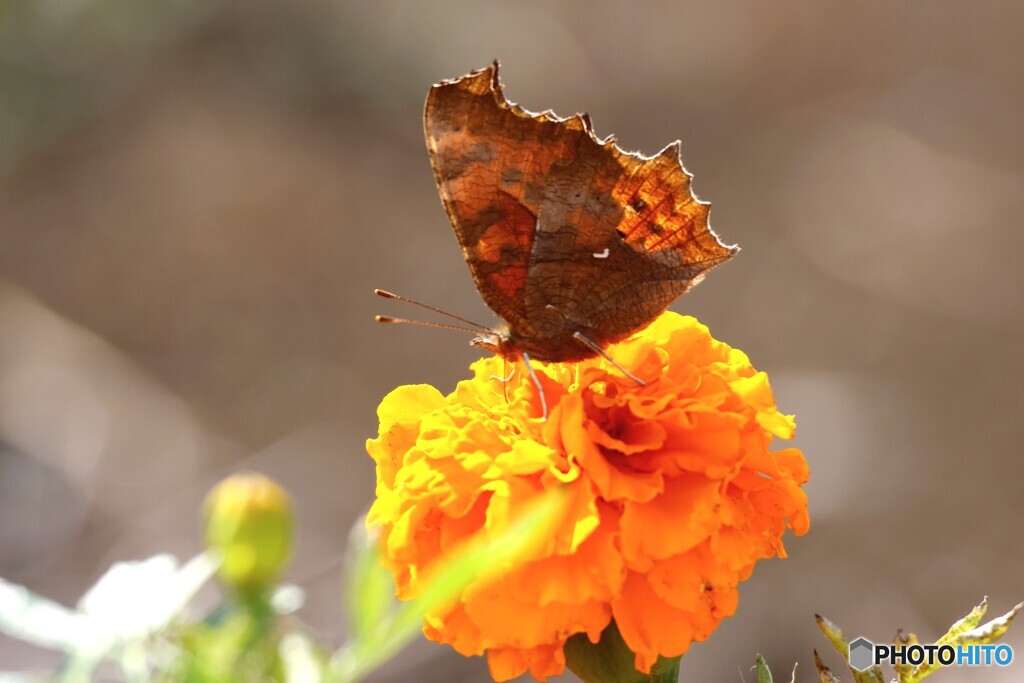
<box><xmin>564</xmin><ymin>620</ymin><xmax>681</xmax><ymax>683</ymax></box>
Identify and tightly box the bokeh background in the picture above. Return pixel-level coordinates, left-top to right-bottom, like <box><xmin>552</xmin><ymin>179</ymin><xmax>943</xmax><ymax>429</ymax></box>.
<box><xmin>2</xmin><ymin>1</ymin><xmax>1022</xmax><ymax>680</ymax></box>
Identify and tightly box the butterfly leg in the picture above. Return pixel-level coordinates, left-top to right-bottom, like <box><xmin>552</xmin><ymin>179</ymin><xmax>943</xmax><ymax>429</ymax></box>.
<box><xmin>489</xmin><ymin>366</ymin><xmax>516</xmax><ymax>382</ymax></box>
<box><xmin>572</xmin><ymin>331</ymin><xmax>646</xmax><ymax>386</ymax></box>
<box><xmin>491</xmin><ymin>358</ymin><xmax>515</xmax><ymax>404</ymax></box>
<box><xmin>520</xmin><ymin>352</ymin><xmax>549</xmax><ymax>421</ymax></box>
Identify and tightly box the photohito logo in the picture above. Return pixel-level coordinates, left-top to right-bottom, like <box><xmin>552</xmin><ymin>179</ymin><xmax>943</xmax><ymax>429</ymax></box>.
<box><xmin>848</xmin><ymin>637</ymin><xmax>1014</xmax><ymax>671</ymax></box>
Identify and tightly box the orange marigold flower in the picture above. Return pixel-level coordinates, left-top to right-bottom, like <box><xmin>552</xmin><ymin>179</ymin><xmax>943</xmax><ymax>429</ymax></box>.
<box><xmin>366</xmin><ymin>312</ymin><xmax>809</xmax><ymax>681</ymax></box>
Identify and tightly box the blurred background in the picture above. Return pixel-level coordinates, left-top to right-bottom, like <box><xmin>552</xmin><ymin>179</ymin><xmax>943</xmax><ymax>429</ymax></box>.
<box><xmin>1</xmin><ymin>1</ymin><xmax>1022</xmax><ymax>680</ymax></box>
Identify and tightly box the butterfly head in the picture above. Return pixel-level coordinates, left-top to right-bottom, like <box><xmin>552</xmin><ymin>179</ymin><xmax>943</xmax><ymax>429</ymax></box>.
<box><xmin>469</xmin><ymin>328</ymin><xmax>514</xmax><ymax>357</ymax></box>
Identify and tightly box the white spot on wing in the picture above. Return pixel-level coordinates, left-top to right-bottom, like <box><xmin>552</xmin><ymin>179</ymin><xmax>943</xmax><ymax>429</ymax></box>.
<box><xmin>593</xmin><ymin>248</ymin><xmax>610</xmax><ymax>259</ymax></box>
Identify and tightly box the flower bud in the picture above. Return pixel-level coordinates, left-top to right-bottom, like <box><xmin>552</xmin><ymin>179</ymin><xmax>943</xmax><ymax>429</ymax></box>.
<box><xmin>203</xmin><ymin>473</ymin><xmax>294</xmax><ymax>593</ymax></box>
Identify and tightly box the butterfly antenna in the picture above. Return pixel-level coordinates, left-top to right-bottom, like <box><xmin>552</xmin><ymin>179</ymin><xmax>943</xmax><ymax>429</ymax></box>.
<box><xmin>375</xmin><ymin>315</ymin><xmax>484</xmax><ymax>335</ymax></box>
<box><xmin>375</xmin><ymin>289</ymin><xmax>489</xmax><ymax>330</ymax></box>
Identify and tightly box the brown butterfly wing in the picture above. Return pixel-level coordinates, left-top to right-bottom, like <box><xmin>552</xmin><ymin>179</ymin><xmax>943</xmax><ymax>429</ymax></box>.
<box><xmin>518</xmin><ymin>129</ymin><xmax>736</xmax><ymax>349</ymax></box>
<box><xmin>425</xmin><ymin>62</ymin><xmax>736</xmax><ymax>360</ymax></box>
<box><xmin>424</xmin><ymin>64</ymin><xmax>542</xmax><ymax>337</ymax></box>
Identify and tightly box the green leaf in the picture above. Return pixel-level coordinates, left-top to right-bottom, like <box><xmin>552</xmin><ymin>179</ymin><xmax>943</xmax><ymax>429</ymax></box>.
<box><xmin>564</xmin><ymin>620</ymin><xmax>679</xmax><ymax>683</ymax></box>
<box><xmin>173</xmin><ymin>603</ymin><xmax>285</xmax><ymax>683</ymax></box>
<box><xmin>813</xmin><ymin>650</ymin><xmax>840</xmax><ymax>683</ymax></box>
<box><xmin>342</xmin><ymin>521</ymin><xmax>397</xmax><ymax>645</ymax></box>
<box><xmin>902</xmin><ymin>599</ymin><xmax>1023</xmax><ymax>682</ymax></box>
<box><xmin>956</xmin><ymin>600</ymin><xmax>1022</xmax><ymax>645</ymax></box>
<box><xmin>815</xmin><ymin>614</ymin><xmax>885</xmax><ymax>683</ymax></box>
<box><xmin>890</xmin><ymin>631</ymin><xmax>915</xmax><ymax>681</ymax></box>
<box><xmin>814</xmin><ymin>614</ymin><xmax>848</xmax><ymax>657</ymax></box>
<box><xmin>754</xmin><ymin>654</ymin><xmax>773</xmax><ymax>683</ymax></box>
<box><xmin>936</xmin><ymin>597</ymin><xmax>987</xmax><ymax>644</ymax></box>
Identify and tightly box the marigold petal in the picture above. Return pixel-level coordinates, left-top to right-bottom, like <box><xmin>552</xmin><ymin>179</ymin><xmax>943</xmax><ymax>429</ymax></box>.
<box><xmin>620</xmin><ymin>474</ymin><xmax>722</xmax><ymax>568</ymax></box>
<box><xmin>378</xmin><ymin>384</ymin><xmax>448</xmax><ymax>430</ymax></box>
<box><xmin>729</xmin><ymin>372</ymin><xmax>797</xmax><ymax>439</ymax></box>
<box><xmin>774</xmin><ymin>447</ymin><xmax>811</xmax><ymax>484</ymax></box>
<box><xmin>710</xmin><ymin>523</ymin><xmax>772</xmax><ymax>572</ymax></box>
<box><xmin>495</xmin><ymin>439</ymin><xmax>561</xmax><ymax>476</ymax></box>
<box><xmin>387</xmin><ymin>504</ymin><xmax>439</xmax><ymax>569</ymax></box>
<box><xmin>367</xmin><ymin>384</ymin><xmax>448</xmax><ymax>490</ymax></box>
<box><xmin>612</xmin><ymin>571</ymin><xmax>696</xmax><ymax>673</ymax></box>
<box><xmin>585</xmin><ymin>415</ymin><xmax>668</xmax><ymax>455</ymax></box>
<box><xmin>505</xmin><ymin>502</ymin><xmax>623</xmax><ymax>606</ymax></box>
<box><xmin>424</xmin><ymin>603</ymin><xmax>484</xmax><ymax>656</ymax></box>
<box><xmin>658</xmin><ymin>409</ymin><xmax>745</xmax><ymax>477</ymax></box>
<box><xmin>559</xmin><ymin>393</ymin><xmax>665</xmax><ymax>503</ymax></box>
<box><xmin>487</xmin><ymin>642</ymin><xmax>566</xmax><ymax>682</ymax></box>
<box><xmin>439</xmin><ymin>491</ymin><xmax>490</xmax><ymax>553</ymax></box>
<box><xmin>464</xmin><ymin>581</ymin><xmax>610</xmax><ymax>651</ymax></box>
<box><xmin>624</xmin><ymin>391</ymin><xmax>676</xmax><ymax>419</ymax></box>
<box><xmin>646</xmin><ymin>545</ymin><xmax>740</xmax><ymax>631</ymax></box>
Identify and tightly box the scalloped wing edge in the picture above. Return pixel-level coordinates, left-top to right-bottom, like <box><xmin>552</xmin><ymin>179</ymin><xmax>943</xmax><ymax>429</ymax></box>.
<box><xmin>429</xmin><ymin>61</ymin><xmax>738</xmax><ymax>256</ymax></box>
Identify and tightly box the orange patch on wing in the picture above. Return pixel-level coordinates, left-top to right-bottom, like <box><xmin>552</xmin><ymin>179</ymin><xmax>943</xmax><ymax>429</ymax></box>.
<box><xmin>474</xmin><ymin>191</ymin><xmax>535</xmax><ymax>299</ymax></box>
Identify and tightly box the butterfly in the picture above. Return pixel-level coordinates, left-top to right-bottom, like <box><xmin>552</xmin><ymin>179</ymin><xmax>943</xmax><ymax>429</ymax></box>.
<box><xmin>378</xmin><ymin>61</ymin><xmax>737</xmax><ymax>415</ymax></box>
